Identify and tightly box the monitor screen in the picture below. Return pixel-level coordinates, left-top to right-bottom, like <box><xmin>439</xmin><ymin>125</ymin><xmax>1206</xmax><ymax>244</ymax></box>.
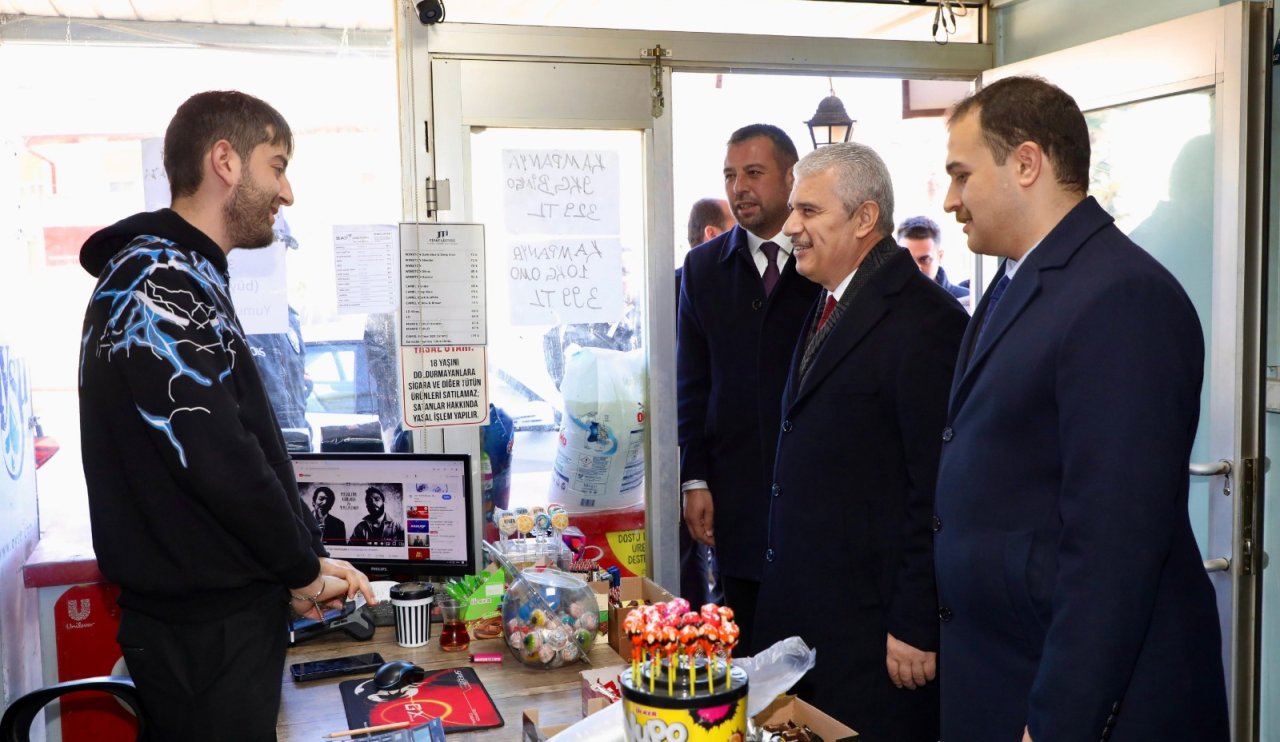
<box><xmin>292</xmin><ymin>452</ymin><xmax>476</xmax><ymax>580</ymax></box>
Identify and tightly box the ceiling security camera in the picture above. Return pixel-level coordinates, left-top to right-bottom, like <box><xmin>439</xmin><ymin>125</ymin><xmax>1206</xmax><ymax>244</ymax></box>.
<box><xmin>416</xmin><ymin>0</ymin><xmax>445</xmax><ymax>25</ymax></box>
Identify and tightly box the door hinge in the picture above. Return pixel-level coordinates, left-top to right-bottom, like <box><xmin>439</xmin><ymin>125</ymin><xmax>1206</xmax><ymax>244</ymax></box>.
<box><xmin>425</xmin><ymin>177</ymin><xmax>451</xmax><ymax>218</ymax></box>
<box><xmin>1240</xmin><ymin>456</ymin><xmax>1257</xmax><ymax>575</ymax></box>
<box><xmin>642</xmin><ymin>44</ymin><xmax>672</xmax><ymax>118</ymax></box>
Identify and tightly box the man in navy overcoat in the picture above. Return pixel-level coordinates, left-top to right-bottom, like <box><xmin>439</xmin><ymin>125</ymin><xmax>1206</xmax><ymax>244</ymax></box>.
<box><xmin>934</xmin><ymin>76</ymin><xmax>1229</xmax><ymax>742</ymax></box>
<box><xmin>678</xmin><ymin>125</ymin><xmax>821</xmax><ymax>651</ymax></box>
<box><xmin>753</xmin><ymin>142</ymin><xmax>967</xmax><ymax>739</ymax></box>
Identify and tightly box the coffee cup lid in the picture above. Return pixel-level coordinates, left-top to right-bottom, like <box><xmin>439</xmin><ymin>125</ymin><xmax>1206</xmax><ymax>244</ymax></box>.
<box><xmin>390</xmin><ymin>581</ymin><xmax>435</xmax><ymax>600</ymax></box>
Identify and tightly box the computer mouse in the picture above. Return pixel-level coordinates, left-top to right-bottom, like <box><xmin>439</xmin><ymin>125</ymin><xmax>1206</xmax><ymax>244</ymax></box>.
<box><xmin>373</xmin><ymin>659</ymin><xmax>427</xmax><ymax>691</ymax></box>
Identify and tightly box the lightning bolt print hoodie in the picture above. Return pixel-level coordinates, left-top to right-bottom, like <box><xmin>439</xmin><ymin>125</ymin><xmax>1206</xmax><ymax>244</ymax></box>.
<box><xmin>78</xmin><ymin>208</ymin><xmax>326</xmax><ymax>621</ymax></box>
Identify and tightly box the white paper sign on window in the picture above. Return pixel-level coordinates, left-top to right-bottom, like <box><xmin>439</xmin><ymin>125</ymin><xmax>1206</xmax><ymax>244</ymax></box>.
<box><xmin>400</xmin><ymin>346</ymin><xmax>489</xmax><ymax>428</ymax></box>
<box><xmin>507</xmin><ymin>237</ymin><xmax>624</xmax><ymax>326</ymax></box>
<box><xmin>502</xmin><ymin>150</ymin><xmax>620</xmax><ymax>235</ymax></box>
<box><xmin>334</xmin><ymin>224</ymin><xmax>399</xmax><ymax>315</ymax></box>
<box><xmin>227</xmin><ymin>244</ymin><xmax>288</xmax><ymax>335</ymax></box>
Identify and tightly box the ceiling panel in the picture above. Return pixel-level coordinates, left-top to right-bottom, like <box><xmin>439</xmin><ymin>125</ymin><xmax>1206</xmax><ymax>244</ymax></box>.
<box><xmin>0</xmin><ymin>0</ymin><xmax>394</xmax><ymax>30</ymax></box>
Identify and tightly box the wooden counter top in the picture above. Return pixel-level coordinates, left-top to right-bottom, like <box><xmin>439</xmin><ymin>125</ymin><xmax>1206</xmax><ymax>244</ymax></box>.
<box><xmin>278</xmin><ymin>624</ymin><xmax>623</xmax><ymax>740</ymax></box>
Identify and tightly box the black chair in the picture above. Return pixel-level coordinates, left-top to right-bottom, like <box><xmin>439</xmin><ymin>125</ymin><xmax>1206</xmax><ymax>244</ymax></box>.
<box><xmin>0</xmin><ymin>676</ymin><xmax>144</xmax><ymax>742</ymax></box>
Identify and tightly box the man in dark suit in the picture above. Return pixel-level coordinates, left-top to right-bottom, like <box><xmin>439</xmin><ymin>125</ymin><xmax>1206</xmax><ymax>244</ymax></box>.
<box><xmin>896</xmin><ymin>215</ymin><xmax>970</xmax><ymax>309</ymax></box>
<box><xmin>688</xmin><ymin>197</ymin><xmax>734</xmax><ymax>250</ymax></box>
<box><xmin>753</xmin><ymin>142</ymin><xmax>966</xmax><ymax>739</ymax></box>
<box><xmin>678</xmin><ymin>124</ymin><xmax>821</xmax><ymax>652</ymax></box>
<box><xmin>677</xmin><ymin>196</ymin><xmax>734</xmax><ymax>607</ymax></box>
<box><xmin>934</xmin><ymin>76</ymin><xmax>1228</xmax><ymax>742</ymax></box>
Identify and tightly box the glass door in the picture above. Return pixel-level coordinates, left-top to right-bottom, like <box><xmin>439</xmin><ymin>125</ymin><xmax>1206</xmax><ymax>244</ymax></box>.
<box><xmin>402</xmin><ymin>37</ymin><xmax>678</xmax><ymax>582</ymax></box>
<box><xmin>981</xmin><ymin>3</ymin><xmax>1270</xmax><ymax>737</ymax></box>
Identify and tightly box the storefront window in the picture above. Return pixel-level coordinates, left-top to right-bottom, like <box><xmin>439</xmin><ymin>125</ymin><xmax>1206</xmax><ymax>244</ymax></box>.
<box><xmin>0</xmin><ymin>37</ymin><xmax>401</xmax><ymax>529</ymax></box>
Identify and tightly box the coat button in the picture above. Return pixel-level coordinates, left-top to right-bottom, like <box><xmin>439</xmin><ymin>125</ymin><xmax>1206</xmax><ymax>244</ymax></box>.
<box><xmin>752</xmin><ymin>299</ymin><xmax>763</xmax><ymax>310</ymax></box>
<box><xmin>771</xmin><ymin>483</ymin><xmax>780</xmax><ymax>497</ymax></box>
<box><xmin>766</xmin><ymin>548</ymin><xmax>775</xmax><ymax>562</ymax></box>
<box><xmin>782</xmin><ymin>420</ymin><xmax>792</xmax><ymax>432</ymax></box>
<box><xmin>941</xmin><ymin>426</ymin><xmax>954</xmax><ymax>442</ymax></box>
<box><xmin>938</xmin><ymin>607</ymin><xmax>953</xmax><ymax>622</ymax></box>
<box><xmin>931</xmin><ymin>515</ymin><xmax>942</xmax><ymax>532</ymax></box>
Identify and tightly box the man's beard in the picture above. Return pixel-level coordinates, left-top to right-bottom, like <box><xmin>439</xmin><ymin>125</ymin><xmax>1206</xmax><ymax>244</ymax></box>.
<box><xmin>224</xmin><ymin>175</ymin><xmax>276</xmax><ymax>249</ymax></box>
<box><xmin>731</xmin><ymin>202</ymin><xmax>772</xmax><ymax>234</ymax></box>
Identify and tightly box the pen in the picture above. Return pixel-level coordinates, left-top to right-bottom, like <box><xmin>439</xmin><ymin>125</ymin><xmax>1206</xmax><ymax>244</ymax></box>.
<box><xmin>322</xmin><ymin>720</ymin><xmax>412</xmax><ymax>738</ymax></box>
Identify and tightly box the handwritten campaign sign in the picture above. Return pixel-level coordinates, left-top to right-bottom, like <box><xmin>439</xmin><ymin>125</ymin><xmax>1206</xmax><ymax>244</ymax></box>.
<box><xmin>507</xmin><ymin>237</ymin><xmax>624</xmax><ymax>326</ymax></box>
<box><xmin>503</xmin><ymin>150</ymin><xmax>620</xmax><ymax>235</ymax></box>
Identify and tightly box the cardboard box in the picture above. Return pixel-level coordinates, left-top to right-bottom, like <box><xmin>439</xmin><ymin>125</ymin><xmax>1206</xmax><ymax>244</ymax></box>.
<box><xmin>579</xmin><ymin>665</ymin><xmax>625</xmax><ymax>717</ymax></box>
<box><xmin>520</xmin><ymin>701</ymin><xmax>609</xmax><ymax>742</ymax></box>
<box><xmin>752</xmin><ymin>695</ymin><xmax>859</xmax><ymax>740</ymax></box>
<box><xmin>607</xmin><ymin>576</ymin><xmax>675</xmax><ymax>654</ymax></box>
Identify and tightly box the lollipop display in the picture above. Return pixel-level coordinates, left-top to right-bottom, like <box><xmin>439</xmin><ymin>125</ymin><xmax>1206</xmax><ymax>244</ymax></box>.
<box><xmin>620</xmin><ymin>599</ymin><xmax>742</xmax><ymax>693</ymax></box>
<box><xmin>491</xmin><ymin>504</ymin><xmax>573</xmax><ymax>571</ymax></box>
<box><xmin>618</xmin><ymin>600</ymin><xmax>749</xmax><ymax>742</ymax></box>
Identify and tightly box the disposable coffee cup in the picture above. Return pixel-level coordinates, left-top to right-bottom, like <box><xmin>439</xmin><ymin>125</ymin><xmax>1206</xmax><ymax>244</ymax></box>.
<box><xmin>390</xmin><ymin>581</ymin><xmax>435</xmax><ymax>648</ymax></box>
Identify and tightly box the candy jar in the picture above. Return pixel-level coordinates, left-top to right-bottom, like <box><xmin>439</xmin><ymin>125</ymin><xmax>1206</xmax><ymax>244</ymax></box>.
<box><xmin>501</xmin><ymin>567</ymin><xmax>599</xmax><ymax>669</ymax></box>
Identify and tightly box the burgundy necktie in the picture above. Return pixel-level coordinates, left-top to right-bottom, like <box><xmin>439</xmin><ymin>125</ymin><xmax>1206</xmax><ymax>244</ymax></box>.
<box><xmin>761</xmin><ymin>241</ymin><xmax>781</xmax><ymax>296</ymax></box>
<box><xmin>817</xmin><ymin>294</ymin><xmax>838</xmax><ymax>331</ymax></box>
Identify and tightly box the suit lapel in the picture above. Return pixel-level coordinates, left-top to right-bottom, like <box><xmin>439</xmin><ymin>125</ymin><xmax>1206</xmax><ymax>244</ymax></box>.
<box><xmin>788</xmin><ymin>249</ymin><xmax>910</xmax><ymax>409</ymax></box>
<box><xmin>948</xmin><ymin>196</ymin><xmax>1116</xmax><ymax>417</ymax></box>
<box><xmin>781</xmin><ymin>298</ymin><xmax>819</xmax><ymax>413</ymax></box>
<box><xmin>794</xmin><ymin>291</ymin><xmax>889</xmax><ymax>404</ymax></box>
<box><xmin>950</xmin><ymin>267</ymin><xmax>1042</xmax><ymax>409</ymax></box>
<box><xmin>716</xmin><ymin>225</ymin><xmax>754</xmax><ymax>270</ymax></box>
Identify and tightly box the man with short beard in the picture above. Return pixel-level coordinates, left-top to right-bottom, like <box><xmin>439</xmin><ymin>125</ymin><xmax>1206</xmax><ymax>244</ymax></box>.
<box><xmin>677</xmin><ymin>124</ymin><xmax>821</xmax><ymax>652</ymax></box>
<box><xmin>78</xmin><ymin>90</ymin><xmax>375</xmax><ymax>740</ymax></box>
<box><xmin>350</xmin><ymin>486</ymin><xmax>406</xmax><ymax>545</ymax></box>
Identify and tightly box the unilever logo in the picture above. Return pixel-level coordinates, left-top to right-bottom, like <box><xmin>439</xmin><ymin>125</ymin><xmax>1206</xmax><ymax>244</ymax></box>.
<box><xmin>67</xmin><ymin>598</ymin><xmax>91</xmax><ymax>622</ymax></box>
<box><xmin>0</xmin><ymin>346</ymin><xmax>30</xmax><ymax>481</ymax></box>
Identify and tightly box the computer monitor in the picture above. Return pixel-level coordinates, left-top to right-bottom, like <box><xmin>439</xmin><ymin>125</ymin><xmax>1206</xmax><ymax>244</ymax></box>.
<box><xmin>292</xmin><ymin>452</ymin><xmax>476</xmax><ymax>581</ymax></box>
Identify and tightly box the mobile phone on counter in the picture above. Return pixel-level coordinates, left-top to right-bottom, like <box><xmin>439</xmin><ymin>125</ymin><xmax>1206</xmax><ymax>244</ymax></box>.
<box><xmin>289</xmin><ymin>652</ymin><xmax>385</xmax><ymax>682</ymax></box>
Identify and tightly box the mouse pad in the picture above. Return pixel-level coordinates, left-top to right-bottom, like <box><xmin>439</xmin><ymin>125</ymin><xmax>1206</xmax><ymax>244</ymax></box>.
<box><xmin>339</xmin><ymin>666</ymin><xmax>503</xmax><ymax>734</ymax></box>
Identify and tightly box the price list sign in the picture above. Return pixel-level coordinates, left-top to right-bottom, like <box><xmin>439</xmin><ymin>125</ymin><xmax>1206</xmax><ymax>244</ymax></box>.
<box><xmin>334</xmin><ymin>224</ymin><xmax>398</xmax><ymax>314</ymax></box>
<box><xmin>399</xmin><ymin>223</ymin><xmax>486</xmax><ymax>346</ymax></box>
<box><xmin>501</xmin><ymin>149</ymin><xmax>625</xmax><ymax>326</ymax></box>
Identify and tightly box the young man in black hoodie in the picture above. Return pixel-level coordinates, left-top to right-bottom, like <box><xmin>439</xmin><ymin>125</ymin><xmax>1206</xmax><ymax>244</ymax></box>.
<box><xmin>78</xmin><ymin>90</ymin><xmax>375</xmax><ymax>740</ymax></box>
